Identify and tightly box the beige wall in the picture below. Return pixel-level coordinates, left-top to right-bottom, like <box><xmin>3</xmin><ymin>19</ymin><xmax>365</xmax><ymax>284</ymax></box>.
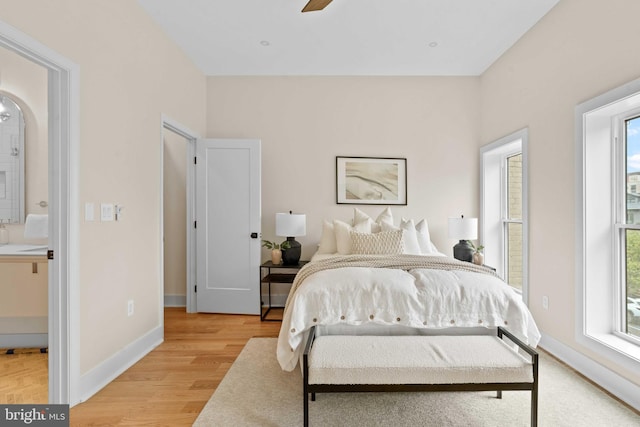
<box><xmin>207</xmin><ymin>76</ymin><xmax>481</xmax><ymax>261</ymax></box>
<box><xmin>0</xmin><ymin>0</ymin><xmax>206</xmax><ymax>378</ymax></box>
<box><xmin>480</xmin><ymin>0</ymin><xmax>640</xmax><ymax>385</ymax></box>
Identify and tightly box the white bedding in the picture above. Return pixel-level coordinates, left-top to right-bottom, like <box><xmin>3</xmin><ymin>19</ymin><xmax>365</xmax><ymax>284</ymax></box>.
<box><xmin>276</xmin><ymin>254</ymin><xmax>541</xmax><ymax>372</ymax></box>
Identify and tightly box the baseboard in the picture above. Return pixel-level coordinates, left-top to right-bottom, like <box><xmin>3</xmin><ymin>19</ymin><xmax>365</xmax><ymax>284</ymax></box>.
<box><xmin>78</xmin><ymin>325</ymin><xmax>163</xmax><ymax>403</ymax></box>
<box><xmin>0</xmin><ymin>333</ymin><xmax>48</xmax><ymax>349</ymax></box>
<box><xmin>539</xmin><ymin>333</ymin><xmax>640</xmax><ymax>411</ymax></box>
<box><xmin>164</xmin><ymin>294</ymin><xmax>186</xmax><ymax>307</ymax></box>
<box><xmin>0</xmin><ymin>316</ymin><xmax>48</xmax><ymax>349</ymax></box>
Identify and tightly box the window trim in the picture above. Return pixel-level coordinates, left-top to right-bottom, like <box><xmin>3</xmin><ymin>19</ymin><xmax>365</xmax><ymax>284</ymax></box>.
<box><xmin>575</xmin><ymin>78</ymin><xmax>640</xmax><ymax>370</ymax></box>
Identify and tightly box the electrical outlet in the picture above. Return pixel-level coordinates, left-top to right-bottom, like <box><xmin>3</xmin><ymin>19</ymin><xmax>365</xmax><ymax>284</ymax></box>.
<box><xmin>127</xmin><ymin>300</ymin><xmax>134</xmax><ymax>316</ymax></box>
<box><xmin>542</xmin><ymin>296</ymin><xmax>549</xmax><ymax>310</ymax></box>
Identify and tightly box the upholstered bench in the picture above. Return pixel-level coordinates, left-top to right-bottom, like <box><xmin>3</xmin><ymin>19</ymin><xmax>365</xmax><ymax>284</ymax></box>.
<box><xmin>302</xmin><ymin>326</ymin><xmax>538</xmax><ymax>427</ymax></box>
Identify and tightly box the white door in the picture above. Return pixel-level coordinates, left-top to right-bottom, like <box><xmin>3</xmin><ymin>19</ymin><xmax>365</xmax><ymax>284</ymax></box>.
<box><xmin>195</xmin><ymin>139</ymin><xmax>261</xmax><ymax>314</ymax></box>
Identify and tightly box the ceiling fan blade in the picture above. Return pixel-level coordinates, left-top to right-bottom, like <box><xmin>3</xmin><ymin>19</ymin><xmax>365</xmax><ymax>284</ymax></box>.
<box><xmin>302</xmin><ymin>0</ymin><xmax>333</xmax><ymax>12</ymax></box>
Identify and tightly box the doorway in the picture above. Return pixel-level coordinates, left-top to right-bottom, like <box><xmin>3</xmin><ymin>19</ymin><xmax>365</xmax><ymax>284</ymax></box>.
<box><xmin>161</xmin><ymin>118</ymin><xmax>197</xmax><ymax>313</ymax></box>
<box><xmin>0</xmin><ymin>50</ymin><xmax>49</xmax><ymax>404</ymax></box>
<box><xmin>160</xmin><ymin>121</ymin><xmax>262</xmax><ymax>315</ymax></box>
<box><xmin>0</xmin><ymin>19</ymin><xmax>78</xmax><ymax>404</ymax></box>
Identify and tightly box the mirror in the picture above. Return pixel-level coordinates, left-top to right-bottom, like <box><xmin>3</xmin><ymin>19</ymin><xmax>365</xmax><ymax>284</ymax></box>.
<box><xmin>0</xmin><ymin>94</ymin><xmax>25</xmax><ymax>224</ymax></box>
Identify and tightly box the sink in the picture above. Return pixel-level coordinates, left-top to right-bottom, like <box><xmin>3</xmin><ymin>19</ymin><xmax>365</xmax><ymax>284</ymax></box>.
<box><xmin>19</xmin><ymin>246</ymin><xmax>48</xmax><ymax>252</ymax></box>
<box><xmin>0</xmin><ymin>244</ymin><xmax>48</xmax><ymax>256</ymax></box>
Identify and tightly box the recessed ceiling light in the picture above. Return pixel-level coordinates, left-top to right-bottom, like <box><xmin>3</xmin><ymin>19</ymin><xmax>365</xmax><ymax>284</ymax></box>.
<box><xmin>260</xmin><ymin>40</ymin><xmax>270</xmax><ymax>46</ymax></box>
<box><xmin>428</xmin><ymin>41</ymin><xmax>439</xmax><ymax>48</ymax></box>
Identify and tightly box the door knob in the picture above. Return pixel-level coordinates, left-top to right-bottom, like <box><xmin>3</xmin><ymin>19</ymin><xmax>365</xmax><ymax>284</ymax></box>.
<box><xmin>250</xmin><ymin>232</ymin><xmax>258</xmax><ymax>239</ymax></box>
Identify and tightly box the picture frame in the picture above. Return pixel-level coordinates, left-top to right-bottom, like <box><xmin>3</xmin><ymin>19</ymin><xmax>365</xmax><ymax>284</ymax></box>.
<box><xmin>336</xmin><ymin>156</ymin><xmax>407</xmax><ymax>205</ymax></box>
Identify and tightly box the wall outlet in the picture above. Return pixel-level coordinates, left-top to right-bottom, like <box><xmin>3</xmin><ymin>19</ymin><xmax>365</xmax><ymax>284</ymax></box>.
<box><xmin>542</xmin><ymin>295</ymin><xmax>549</xmax><ymax>310</ymax></box>
<box><xmin>127</xmin><ymin>300</ymin><xmax>134</xmax><ymax>316</ymax></box>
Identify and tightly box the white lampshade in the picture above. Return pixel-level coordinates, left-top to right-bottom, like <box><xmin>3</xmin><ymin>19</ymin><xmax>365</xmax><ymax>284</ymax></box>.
<box><xmin>276</xmin><ymin>212</ymin><xmax>306</xmax><ymax>237</ymax></box>
<box><xmin>448</xmin><ymin>216</ymin><xmax>478</xmax><ymax>240</ymax></box>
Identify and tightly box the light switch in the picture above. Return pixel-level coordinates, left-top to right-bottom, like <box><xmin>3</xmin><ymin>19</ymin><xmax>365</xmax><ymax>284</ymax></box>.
<box><xmin>85</xmin><ymin>203</ymin><xmax>95</xmax><ymax>222</ymax></box>
<box><xmin>101</xmin><ymin>203</ymin><xmax>114</xmax><ymax>221</ymax></box>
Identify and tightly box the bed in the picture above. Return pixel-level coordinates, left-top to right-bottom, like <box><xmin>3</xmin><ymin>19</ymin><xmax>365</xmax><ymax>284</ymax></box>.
<box><xmin>276</xmin><ymin>208</ymin><xmax>541</xmax><ymax>372</ymax></box>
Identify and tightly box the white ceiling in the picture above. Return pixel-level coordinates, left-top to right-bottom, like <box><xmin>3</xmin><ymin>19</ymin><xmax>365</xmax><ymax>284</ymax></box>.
<box><xmin>136</xmin><ymin>0</ymin><xmax>560</xmax><ymax>76</ymax></box>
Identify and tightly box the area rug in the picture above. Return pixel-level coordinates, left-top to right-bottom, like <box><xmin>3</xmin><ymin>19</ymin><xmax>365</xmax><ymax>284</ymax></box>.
<box><xmin>193</xmin><ymin>338</ymin><xmax>640</xmax><ymax>426</ymax></box>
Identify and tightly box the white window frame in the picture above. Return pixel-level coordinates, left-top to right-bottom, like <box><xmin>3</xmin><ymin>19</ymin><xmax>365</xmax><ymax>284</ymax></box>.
<box><xmin>576</xmin><ymin>79</ymin><xmax>640</xmax><ymax>372</ymax></box>
<box><xmin>480</xmin><ymin>129</ymin><xmax>529</xmax><ymax>303</ymax></box>
<box><xmin>613</xmin><ymin>109</ymin><xmax>640</xmax><ymax>345</ymax></box>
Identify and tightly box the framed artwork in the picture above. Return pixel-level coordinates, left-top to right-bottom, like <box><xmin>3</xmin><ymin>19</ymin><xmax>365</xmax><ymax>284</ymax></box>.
<box><xmin>336</xmin><ymin>156</ymin><xmax>407</xmax><ymax>205</ymax></box>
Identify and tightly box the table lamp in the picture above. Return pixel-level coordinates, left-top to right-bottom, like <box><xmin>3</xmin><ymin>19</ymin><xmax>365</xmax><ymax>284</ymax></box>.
<box><xmin>448</xmin><ymin>215</ymin><xmax>478</xmax><ymax>262</ymax></box>
<box><xmin>276</xmin><ymin>211</ymin><xmax>306</xmax><ymax>265</ymax></box>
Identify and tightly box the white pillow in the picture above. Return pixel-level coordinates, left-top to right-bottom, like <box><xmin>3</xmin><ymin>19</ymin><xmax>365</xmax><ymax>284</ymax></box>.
<box><xmin>317</xmin><ymin>220</ymin><xmax>337</xmax><ymax>254</ymax></box>
<box><xmin>350</xmin><ymin>230</ymin><xmax>405</xmax><ymax>255</ymax></box>
<box><xmin>334</xmin><ymin>218</ymin><xmax>373</xmax><ymax>254</ymax></box>
<box><xmin>382</xmin><ymin>220</ymin><xmax>421</xmax><ymax>255</ymax></box>
<box><xmin>353</xmin><ymin>207</ymin><xmax>393</xmax><ymax>233</ymax></box>
<box><xmin>415</xmin><ymin>218</ymin><xmax>438</xmax><ymax>254</ymax></box>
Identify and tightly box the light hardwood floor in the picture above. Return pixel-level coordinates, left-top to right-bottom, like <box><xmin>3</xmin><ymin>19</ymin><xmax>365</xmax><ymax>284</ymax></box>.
<box><xmin>0</xmin><ymin>348</ymin><xmax>48</xmax><ymax>404</ymax></box>
<box><xmin>2</xmin><ymin>308</ymin><xmax>281</xmax><ymax>426</ymax></box>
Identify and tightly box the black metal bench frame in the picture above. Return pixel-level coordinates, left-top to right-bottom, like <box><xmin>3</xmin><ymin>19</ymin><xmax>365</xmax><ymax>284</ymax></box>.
<box><xmin>302</xmin><ymin>325</ymin><xmax>538</xmax><ymax>427</ymax></box>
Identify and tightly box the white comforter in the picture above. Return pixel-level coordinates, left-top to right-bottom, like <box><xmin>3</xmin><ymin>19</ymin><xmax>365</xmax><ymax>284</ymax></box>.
<box><xmin>277</xmin><ymin>254</ymin><xmax>541</xmax><ymax>371</ymax></box>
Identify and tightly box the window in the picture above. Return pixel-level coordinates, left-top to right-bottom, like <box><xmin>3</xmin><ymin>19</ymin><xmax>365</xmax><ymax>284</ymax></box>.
<box><xmin>481</xmin><ymin>129</ymin><xmax>528</xmax><ymax>299</ymax></box>
<box><xmin>618</xmin><ymin>114</ymin><xmax>640</xmax><ymax>340</ymax></box>
<box><xmin>576</xmin><ymin>79</ymin><xmax>640</xmax><ymax>370</ymax></box>
<box><xmin>505</xmin><ymin>153</ymin><xmax>523</xmax><ymax>289</ymax></box>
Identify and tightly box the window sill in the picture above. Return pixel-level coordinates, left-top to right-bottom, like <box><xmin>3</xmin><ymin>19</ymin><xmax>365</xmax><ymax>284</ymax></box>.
<box><xmin>579</xmin><ymin>331</ymin><xmax>640</xmax><ymax>372</ymax></box>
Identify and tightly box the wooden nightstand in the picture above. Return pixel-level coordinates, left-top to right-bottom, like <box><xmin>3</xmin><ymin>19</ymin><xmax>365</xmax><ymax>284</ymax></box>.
<box><xmin>260</xmin><ymin>260</ymin><xmax>308</xmax><ymax>321</ymax></box>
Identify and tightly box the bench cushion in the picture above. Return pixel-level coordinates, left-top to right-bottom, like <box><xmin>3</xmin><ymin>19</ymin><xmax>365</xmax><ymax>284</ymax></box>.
<box><xmin>308</xmin><ymin>335</ymin><xmax>533</xmax><ymax>385</ymax></box>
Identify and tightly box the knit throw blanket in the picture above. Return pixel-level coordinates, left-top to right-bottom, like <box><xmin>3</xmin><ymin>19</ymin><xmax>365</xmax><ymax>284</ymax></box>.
<box><xmin>283</xmin><ymin>254</ymin><xmax>498</xmax><ymax>315</ymax></box>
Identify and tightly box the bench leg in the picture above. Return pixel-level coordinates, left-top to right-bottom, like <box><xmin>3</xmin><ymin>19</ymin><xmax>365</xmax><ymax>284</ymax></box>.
<box><xmin>531</xmin><ymin>389</ymin><xmax>538</xmax><ymax>427</ymax></box>
<box><xmin>304</xmin><ymin>391</ymin><xmax>309</xmax><ymax>427</ymax></box>
<box><xmin>496</xmin><ymin>390</ymin><xmax>502</xmax><ymax>399</ymax></box>
<box><xmin>304</xmin><ymin>391</ymin><xmax>315</xmax><ymax>426</ymax></box>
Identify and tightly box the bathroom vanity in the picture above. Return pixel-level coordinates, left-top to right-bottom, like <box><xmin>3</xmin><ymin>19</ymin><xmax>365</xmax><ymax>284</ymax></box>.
<box><xmin>0</xmin><ymin>244</ymin><xmax>48</xmax><ymax>349</ymax></box>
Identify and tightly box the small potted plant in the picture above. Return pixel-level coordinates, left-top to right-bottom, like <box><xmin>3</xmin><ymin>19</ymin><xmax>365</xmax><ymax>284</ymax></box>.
<box><xmin>470</xmin><ymin>242</ymin><xmax>485</xmax><ymax>266</ymax></box>
<box><xmin>262</xmin><ymin>239</ymin><xmax>290</xmax><ymax>264</ymax></box>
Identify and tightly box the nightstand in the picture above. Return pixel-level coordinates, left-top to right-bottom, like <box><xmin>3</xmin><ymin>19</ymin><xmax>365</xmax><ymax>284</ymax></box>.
<box><xmin>260</xmin><ymin>260</ymin><xmax>308</xmax><ymax>321</ymax></box>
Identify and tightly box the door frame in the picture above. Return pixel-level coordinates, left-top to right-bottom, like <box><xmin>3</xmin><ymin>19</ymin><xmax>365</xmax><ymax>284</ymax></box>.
<box><xmin>0</xmin><ymin>20</ymin><xmax>79</xmax><ymax>403</ymax></box>
<box><xmin>160</xmin><ymin>116</ymin><xmax>199</xmax><ymax>313</ymax></box>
